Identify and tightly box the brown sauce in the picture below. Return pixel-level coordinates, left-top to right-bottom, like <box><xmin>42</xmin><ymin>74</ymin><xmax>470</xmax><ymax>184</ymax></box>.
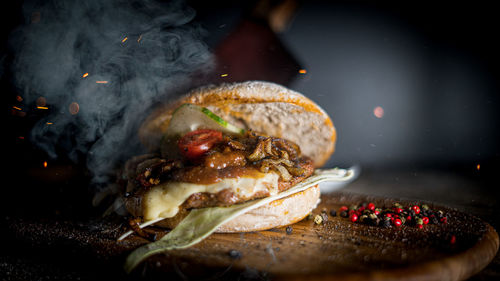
<box><xmin>172</xmin><ymin>165</ymin><xmax>265</xmax><ymax>185</ymax></box>
<box><xmin>204</xmin><ymin>150</ymin><xmax>246</xmax><ymax>169</ymax></box>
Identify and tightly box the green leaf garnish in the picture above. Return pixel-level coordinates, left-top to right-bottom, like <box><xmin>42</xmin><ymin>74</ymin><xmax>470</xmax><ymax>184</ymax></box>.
<box><xmin>124</xmin><ymin>168</ymin><xmax>355</xmax><ymax>273</ymax></box>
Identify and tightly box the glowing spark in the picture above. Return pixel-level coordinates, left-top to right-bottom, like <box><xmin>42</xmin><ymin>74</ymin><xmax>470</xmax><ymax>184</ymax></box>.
<box><xmin>476</xmin><ymin>164</ymin><xmax>481</xmax><ymax>170</ymax></box>
<box><xmin>13</xmin><ymin>106</ymin><xmax>22</xmax><ymax>111</ymax></box>
<box><xmin>373</xmin><ymin>106</ymin><xmax>384</xmax><ymax>118</ymax></box>
<box><xmin>18</xmin><ymin>136</ymin><xmax>24</xmax><ymax>140</ymax></box>
<box><xmin>122</xmin><ymin>37</ymin><xmax>128</xmax><ymax>43</ymax></box>
<box><xmin>298</xmin><ymin>69</ymin><xmax>307</xmax><ymax>74</ymax></box>
<box><xmin>69</xmin><ymin>102</ymin><xmax>80</xmax><ymax>115</ymax></box>
<box><xmin>82</xmin><ymin>73</ymin><xmax>89</xmax><ymax>78</ymax></box>
<box><xmin>46</xmin><ymin>122</ymin><xmax>53</xmax><ymax>125</ymax></box>
<box><xmin>16</xmin><ymin>96</ymin><xmax>23</xmax><ymax>102</ymax></box>
<box><xmin>37</xmin><ymin>106</ymin><xmax>48</xmax><ymax>110</ymax></box>
<box><xmin>96</xmin><ymin>81</ymin><xmax>108</xmax><ymax>84</ymax></box>
<box><xmin>220</xmin><ymin>74</ymin><xmax>228</xmax><ymax>77</ymax></box>
<box><xmin>43</xmin><ymin>161</ymin><xmax>48</xmax><ymax>168</ymax></box>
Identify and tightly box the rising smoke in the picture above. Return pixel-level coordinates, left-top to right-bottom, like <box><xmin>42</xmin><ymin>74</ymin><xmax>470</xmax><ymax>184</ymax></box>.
<box><xmin>8</xmin><ymin>0</ymin><xmax>214</xmax><ymax>186</ymax></box>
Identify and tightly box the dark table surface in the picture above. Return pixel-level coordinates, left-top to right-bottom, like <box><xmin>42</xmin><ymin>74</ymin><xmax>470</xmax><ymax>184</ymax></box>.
<box><xmin>1</xmin><ymin>163</ymin><xmax>499</xmax><ymax>280</ymax></box>
<box><xmin>344</xmin><ymin>167</ymin><xmax>500</xmax><ymax>281</ymax></box>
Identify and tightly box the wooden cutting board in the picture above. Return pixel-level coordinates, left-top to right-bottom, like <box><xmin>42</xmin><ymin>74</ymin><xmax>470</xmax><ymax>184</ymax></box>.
<box><xmin>5</xmin><ymin>192</ymin><xmax>499</xmax><ymax>281</ymax></box>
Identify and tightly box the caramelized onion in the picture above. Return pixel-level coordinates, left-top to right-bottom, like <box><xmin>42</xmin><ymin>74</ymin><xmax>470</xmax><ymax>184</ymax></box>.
<box><xmin>274</xmin><ymin>164</ymin><xmax>292</xmax><ymax>181</ymax></box>
<box><xmin>247</xmin><ymin>140</ymin><xmax>266</xmax><ymax>161</ymax></box>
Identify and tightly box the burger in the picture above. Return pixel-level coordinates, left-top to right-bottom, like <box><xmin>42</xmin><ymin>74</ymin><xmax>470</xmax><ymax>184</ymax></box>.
<box><xmin>119</xmin><ymin>81</ymin><xmax>353</xmax><ymax>272</ymax></box>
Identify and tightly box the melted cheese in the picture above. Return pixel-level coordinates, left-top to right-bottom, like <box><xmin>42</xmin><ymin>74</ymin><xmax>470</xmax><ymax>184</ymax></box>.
<box><xmin>143</xmin><ymin>172</ymin><xmax>279</xmax><ymax>221</ymax></box>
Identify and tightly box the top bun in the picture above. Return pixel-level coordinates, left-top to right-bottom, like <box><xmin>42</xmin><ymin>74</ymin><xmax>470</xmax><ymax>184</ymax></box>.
<box><xmin>139</xmin><ymin>81</ymin><xmax>336</xmax><ymax>167</ymax></box>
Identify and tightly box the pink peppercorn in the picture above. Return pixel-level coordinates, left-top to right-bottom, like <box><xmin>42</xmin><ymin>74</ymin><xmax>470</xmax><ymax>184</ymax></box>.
<box><xmin>422</xmin><ymin>217</ymin><xmax>429</xmax><ymax>225</ymax></box>
<box><xmin>368</xmin><ymin>202</ymin><xmax>375</xmax><ymax>211</ymax></box>
<box><xmin>350</xmin><ymin>213</ymin><xmax>358</xmax><ymax>222</ymax></box>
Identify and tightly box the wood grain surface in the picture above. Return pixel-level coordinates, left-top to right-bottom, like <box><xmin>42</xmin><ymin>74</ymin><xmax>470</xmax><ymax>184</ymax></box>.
<box><xmin>5</xmin><ymin>192</ymin><xmax>499</xmax><ymax>281</ymax></box>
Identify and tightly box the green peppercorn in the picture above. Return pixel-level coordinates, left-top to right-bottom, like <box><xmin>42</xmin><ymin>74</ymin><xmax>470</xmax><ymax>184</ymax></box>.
<box><xmin>400</xmin><ymin>217</ymin><xmax>406</xmax><ymax>225</ymax></box>
<box><xmin>437</xmin><ymin>210</ymin><xmax>444</xmax><ymax>218</ymax></box>
<box><xmin>360</xmin><ymin>215</ymin><xmax>368</xmax><ymax>222</ymax></box>
<box><xmin>314</xmin><ymin>214</ymin><xmax>323</xmax><ymax>225</ymax></box>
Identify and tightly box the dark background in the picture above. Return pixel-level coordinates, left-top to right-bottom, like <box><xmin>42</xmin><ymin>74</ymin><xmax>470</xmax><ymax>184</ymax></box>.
<box><xmin>4</xmin><ymin>0</ymin><xmax>499</xmax><ymax>176</ymax></box>
<box><xmin>192</xmin><ymin>0</ymin><xmax>500</xmax><ymax>169</ymax></box>
<box><xmin>1</xmin><ymin>0</ymin><xmax>499</xmax><ymax>280</ymax></box>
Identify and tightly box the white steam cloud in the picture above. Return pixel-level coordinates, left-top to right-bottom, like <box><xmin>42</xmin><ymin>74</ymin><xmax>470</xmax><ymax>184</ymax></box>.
<box><xmin>8</xmin><ymin>0</ymin><xmax>214</xmax><ymax>185</ymax></box>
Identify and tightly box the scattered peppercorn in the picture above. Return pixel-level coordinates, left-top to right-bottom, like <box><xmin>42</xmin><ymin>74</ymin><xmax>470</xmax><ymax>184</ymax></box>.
<box><xmin>450</xmin><ymin>235</ymin><xmax>456</xmax><ymax>244</ymax></box>
<box><xmin>314</xmin><ymin>214</ymin><xmax>323</xmax><ymax>225</ymax></box>
<box><xmin>422</xmin><ymin>217</ymin><xmax>429</xmax><ymax>225</ymax></box>
<box><xmin>329</xmin><ymin>209</ymin><xmax>337</xmax><ymax>217</ymax></box>
<box><xmin>431</xmin><ymin>215</ymin><xmax>439</xmax><ymax>225</ymax></box>
<box><xmin>350</xmin><ymin>213</ymin><xmax>358</xmax><ymax>222</ymax></box>
<box><xmin>228</xmin><ymin>250</ymin><xmax>242</xmax><ymax>259</ymax></box>
<box><xmin>368</xmin><ymin>202</ymin><xmax>376</xmax><ymax>211</ymax></box>
<box><xmin>285</xmin><ymin>226</ymin><xmax>293</xmax><ymax>235</ymax></box>
<box><xmin>336</xmin><ymin>202</ymin><xmax>447</xmax><ymax>229</ymax></box>
<box><xmin>320</xmin><ymin>212</ymin><xmax>329</xmax><ymax>222</ymax></box>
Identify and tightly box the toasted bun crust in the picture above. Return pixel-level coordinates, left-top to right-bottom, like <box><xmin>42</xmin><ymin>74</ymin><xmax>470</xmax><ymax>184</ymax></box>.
<box><xmin>139</xmin><ymin>81</ymin><xmax>336</xmax><ymax>167</ymax></box>
<box><xmin>153</xmin><ymin>185</ymin><xmax>320</xmax><ymax>233</ymax></box>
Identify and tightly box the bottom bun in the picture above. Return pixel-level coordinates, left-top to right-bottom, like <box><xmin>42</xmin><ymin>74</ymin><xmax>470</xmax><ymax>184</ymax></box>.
<box><xmin>154</xmin><ymin>185</ymin><xmax>321</xmax><ymax>233</ymax></box>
